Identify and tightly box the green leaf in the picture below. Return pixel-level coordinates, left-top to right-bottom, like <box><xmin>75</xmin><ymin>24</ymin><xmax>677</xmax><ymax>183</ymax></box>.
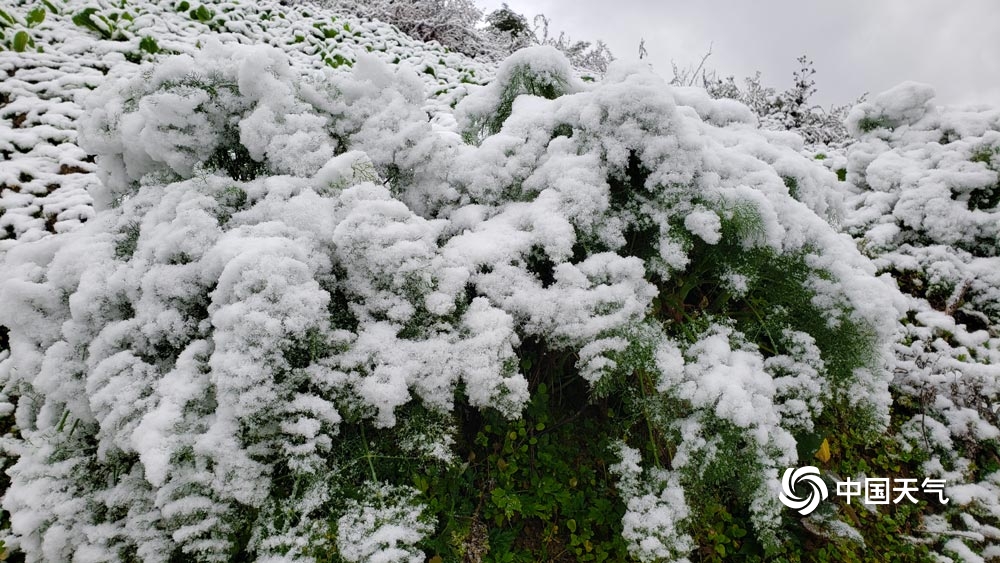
<box><xmin>26</xmin><ymin>7</ymin><xmax>45</xmax><ymax>27</ymax></box>
<box><xmin>12</xmin><ymin>30</ymin><xmax>29</xmax><ymax>52</ymax></box>
<box><xmin>138</xmin><ymin>35</ymin><xmax>159</xmax><ymax>54</ymax></box>
<box><xmin>566</xmin><ymin>519</ymin><xmax>577</xmax><ymax>533</ymax></box>
<box><xmin>41</xmin><ymin>0</ymin><xmax>60</xmax><ymax>15</ymax></box>
<box><xmin>72</xmin><ymin>8</ymin><xmax>111</xmax><ymax>39</ymax></box>
<box><xmin>0</xmin><ymin>9</ymin><xmax>15</xmax><ymax>27</ymax></box>
<box><xmin>190</xmin><ymin>5</ymin><xmax>212</xmax><ymax>22</ymax></box>
<box><xmin>72</xmin><ymin>7</ymin><xmax>98</xmax><ymax>26</ymax></box>
<box><xmin>176</xmin><ymin>1</ymin><xmax>190</xmax><ymax>11</ymax></box>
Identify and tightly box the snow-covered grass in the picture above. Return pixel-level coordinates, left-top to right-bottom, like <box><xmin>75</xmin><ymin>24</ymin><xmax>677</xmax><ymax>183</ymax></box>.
<box><xmin>0</xmin><ymin>0</ymin><xmax>998</xmax><ymax>562</ymax></box>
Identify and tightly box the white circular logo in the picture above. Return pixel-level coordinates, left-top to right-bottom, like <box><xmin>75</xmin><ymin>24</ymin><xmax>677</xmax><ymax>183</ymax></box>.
<box><xmin>779</xmin><ymin>466</ymin><xmax>828</xmax><ymax>515</ymax></box>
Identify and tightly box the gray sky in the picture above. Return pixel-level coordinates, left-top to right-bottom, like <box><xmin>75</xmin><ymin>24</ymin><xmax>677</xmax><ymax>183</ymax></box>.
<box><xmin>479</xmin><ymin>0</ymin><xmax>1000</xmax><ymax>108</ymax></box>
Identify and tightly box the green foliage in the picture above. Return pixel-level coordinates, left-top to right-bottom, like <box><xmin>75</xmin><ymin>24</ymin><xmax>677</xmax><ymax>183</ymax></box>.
<box><xmin>677</xmin><ymin>411</ymin><xmax>937</xmax><ymax>562</ymax></box>
<box><xmin>25</xmin><ymin>6</ymin><xmax>45</xmax><ymax>26</ymax></box>
<box><xmin>313</xmin><ymin>21</ymin><xmax>338</xmax><ymax>39</ymax></box>
<box><xmin>189</xmin><ymin>4</ymin><xmax>213</xmax><ymax>23</ymax></box>
<box><xmin>213</xmin><ymin>185</ymin><xmax>248</xmax><ymax>225</ymax></box>
<box><xmin>970</xmin><ymin>146</ymin><xmax>999</xmax><ymax>166</ymax></box>
<box><xmin>306</xmin><ymin>25</ymin><xmax>352</xmax><ymax>69</ymax></box>
<box><xmin>784</xmin><ymin>176</ymin><xmax>800</xmax><ymax>199</ymax></box>
<box><xmin>416</xmin><ymin>363</ymin><xmax>635</xmax><ymax>563</ymax></box>
<box><xmin>12</xmin><ymin>30</ymin><xmax>29</xmax><ymax>52</ymax></box>
<box><xmin>485</xmin><ymin>3</ymin><xmax>530</xmax><ymax>41</ymax></box>
<box><xmin>857</xmin><ymin>116</ymin><xmax>888</xmax><ymax>133</ymax></box>
<box><xmin>71</xmin><ymin>5</ymin><xmax>133</xmax><ymax>41</ymax></box>
<box><xmin>324</xmin><ymin>52</ymin><xmax>351</xmax><ymax>69</ymax></box>
<box><xmin>114</xmin><ymin>221</ymin><xmax>141</xmax><ymax>259</ymax></box>
<box><xmin>967</xmin><ymin>146</ymin><xmax>1000</xmax><ymax>210</ymax></box>
<box><xmin>205</xmin><ymin>126</ymin><xmax>268</xmax><ymax>181</ymax></box>
<box><xmin>138</xmin><ymin>35</ymin><xmax>158</xmax><ymax>55</ymax></box>
<box><xmin>0</xmin><ymin>3</ymin><xmax>46</xmax><ymax>53</ymax></box>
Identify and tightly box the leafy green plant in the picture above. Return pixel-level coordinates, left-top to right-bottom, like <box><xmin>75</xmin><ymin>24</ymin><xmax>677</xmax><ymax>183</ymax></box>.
<box><xmin>857</xmin><ymin>116</ymin><xmax>888</xmax><ymax>133</ymax></box>
<box><xmin>71</xmin><ymin>5</ymin><xmax>133</xmax><ymax>41</ymax></box>
<box><xmin>188</xmin><ymin>4</ymin><xmax>212</xmax><ymax>23</ymax></box>
<box><xmin>138</xmin><ymin>35</ymin><xmax>158</xmax><ymax>55</ymax></box>
<box><xmin>967</xmin><ymin>146</ymin><xmax>1000</xmax><ymax>210</ymax></box>
<box><xmin>0</xmin><ymin>4</ymin><xmax>47</xmax><ymax>53</ymax></box>
<box><xmin>414</xmin><ymin>362</ymin><xmax>634</xmax><ymax>563</ymax></box>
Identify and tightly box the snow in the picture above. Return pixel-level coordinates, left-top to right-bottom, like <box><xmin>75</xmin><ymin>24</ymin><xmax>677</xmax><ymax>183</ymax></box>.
<box><xmin>845</xmin><ymin>81</ymin><xmax>937</xmax><ymax>137</ymax></box>
<box><xmin>838</xmin><ymin>77</ymin><xmax>1000</xmax><ymax>555</ymax></box>
<box><xmin>0</xmin><ymin>0</ymin><xmax>997</xmax><ymax>560</ymax></box>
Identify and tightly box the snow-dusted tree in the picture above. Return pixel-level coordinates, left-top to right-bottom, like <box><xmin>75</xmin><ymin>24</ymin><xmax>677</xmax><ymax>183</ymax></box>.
<box><xmin>762</xmin><ymin>56</ymin><xmax>854</xmax><ymax>145</ymax></box>
<box><xmin>313</xmin><ymin>0</ymin><xmax>616</xmax><ymax>75</ymax></box>
<box><xmin>686</xmin><ymin>54</ymin><xmax>855</xmax><ymax>145</ymax></box>
<box><xmin>315</xmin><ymin>0</ymin><xmax>488</xmax><ymax>57</ymax></box>
<box><xmin>528</xmin><ymin>13</ymin><xmax>614</xmax><ymax>75</ymax></box>
<box><xmin>482</xmin><ymin>2</ymin><xmax>533</xmax><ymax>54</ymax></box>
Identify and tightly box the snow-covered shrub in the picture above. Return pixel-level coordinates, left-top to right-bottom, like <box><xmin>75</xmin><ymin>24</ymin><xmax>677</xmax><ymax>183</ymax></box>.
<box><xmin>455</xmin><ymin>46</ymin><xmax>586</xmax><ymax>143</ymax></box>
<box><xmin>443</xmin><ymin>49</ymin><xmax>900</xmax><ymax>556</ymax></box>
<box><xmin>0</xmin><ymin>40</ymin><xmax>903</xmax><ymax>561</ymax></box>
<box><xmin>0</xmin><ymin>42</ymin><xmax>524</xmax><ymax>562</ymax></box>
<box><xmin>843</xmin><ymin>82</ymin><xmax>1000</xmax><ymax>557</ymax></box>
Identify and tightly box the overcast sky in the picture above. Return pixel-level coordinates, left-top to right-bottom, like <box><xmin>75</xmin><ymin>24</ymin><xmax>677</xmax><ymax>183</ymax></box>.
<box><xmin>478</xmin><ymin>0</ymin><xmax>1000</xmax><ymax>108</ymax></box>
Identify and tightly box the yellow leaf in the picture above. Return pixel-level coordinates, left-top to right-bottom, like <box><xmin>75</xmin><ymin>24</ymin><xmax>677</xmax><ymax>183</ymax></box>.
<box><xmin>815</xmin><ymin>438</ymin><xmax>831</xmax><ymax>463</ymax></box>
<box><xmin>429</xmin><ymin>556</ymin><xmax>443</xmax><ymax>563</ymax></box>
